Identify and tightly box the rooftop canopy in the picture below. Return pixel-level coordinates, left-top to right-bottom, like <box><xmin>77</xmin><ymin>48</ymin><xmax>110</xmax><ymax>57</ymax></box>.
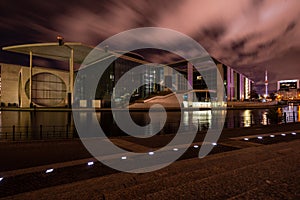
<box><xmin>2</xmin><ymin>42</ymin><xmax>111</xmax><ymax>65</ymax></box>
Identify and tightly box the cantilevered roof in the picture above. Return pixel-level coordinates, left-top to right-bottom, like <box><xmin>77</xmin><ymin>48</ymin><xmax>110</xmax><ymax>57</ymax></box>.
<box><xmin>2</xmin><ymin>42</ymin><xmax>111</xmax><ymax>64</ymax></box>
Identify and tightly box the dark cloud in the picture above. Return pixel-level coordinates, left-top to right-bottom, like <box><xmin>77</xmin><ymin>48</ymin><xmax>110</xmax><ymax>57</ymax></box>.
<box><xmin>231</xmin><ymin>38</ymin><xmax>247</xmax><ymax>51</ymax></box>
<box><xmin>284</xmin><ymin>21</ymin><xmax>296</xmax><ymax>34</ymax></box>
<box><xmin>201</xmin><ymin>25</ymin><xmax>227</xmax><ymax>41</ymax></box>
<box><xmin>1</xmin><ymin>0</ymin><xmax>300</xmax><ymax>94</ymax></box>
<box><xmin>257</xmin><ymin>39</ymin><xmax>276</xmax><ymax>49</ymax></box>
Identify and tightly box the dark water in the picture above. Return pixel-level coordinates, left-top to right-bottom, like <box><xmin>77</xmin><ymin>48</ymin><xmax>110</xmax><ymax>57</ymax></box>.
<box><xmin>0</xmin><ymin>105</ymin><xmax>299</xmax><ymax>139</ymax></box>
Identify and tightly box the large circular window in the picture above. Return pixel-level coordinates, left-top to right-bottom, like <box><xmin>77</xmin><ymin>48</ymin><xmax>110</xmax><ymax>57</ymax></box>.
<box><xmin>25</xmin><ymin>73</ymin><xmax>67</xmax><ymax>106</ymax></box>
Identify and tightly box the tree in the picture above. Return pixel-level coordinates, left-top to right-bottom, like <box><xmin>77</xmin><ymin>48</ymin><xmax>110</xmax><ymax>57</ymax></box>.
<box><xmin>249</xmin><ymin>90</ymin><xmax>259</xmax><ymax>99</ymax></box>
<box><xmin>269</xmin><ymin>92</ymin><xmax>276</xmax><ymax>100</ymax></box>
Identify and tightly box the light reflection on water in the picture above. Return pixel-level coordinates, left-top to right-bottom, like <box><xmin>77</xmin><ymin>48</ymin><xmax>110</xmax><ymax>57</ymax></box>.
<box><xmin>0</xmin><ymin>104</ymin><xmax>299</xmax><ymax>137</ymax></box>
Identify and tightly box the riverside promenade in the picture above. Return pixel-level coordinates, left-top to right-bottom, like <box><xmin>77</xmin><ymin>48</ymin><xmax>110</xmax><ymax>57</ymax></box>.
<box><xmin>0</xmin><ymin>123</ymin><xmax>299</xmax><ymax>199</ymax></box>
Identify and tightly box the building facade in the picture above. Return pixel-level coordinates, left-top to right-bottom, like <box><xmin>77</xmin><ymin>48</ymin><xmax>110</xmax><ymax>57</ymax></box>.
<box><xmin>277</xmin><ymin>79</ymin><xmax>300</xmax><ymax>100</ymax></box>
<box><xmin>0</xmin><ymin>63</ymin><xmax>69</xmax><ymax>107</ymax></box>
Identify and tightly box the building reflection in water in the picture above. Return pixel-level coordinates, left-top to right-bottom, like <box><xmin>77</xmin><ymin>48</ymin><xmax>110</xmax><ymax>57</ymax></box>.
<box><xmin>283</xmin><ymin>103</ymin><xmax>299</xmax><ymax>123</ymax></box>
<box><xmin>243</xmin><ymin>110</ymin><xmax>251</xmax><ymax>127</ymax></box>
<box><xmin>261</xmin><ymin>111</ymin><xmax>268</xmax><ymax>125</ymax></box>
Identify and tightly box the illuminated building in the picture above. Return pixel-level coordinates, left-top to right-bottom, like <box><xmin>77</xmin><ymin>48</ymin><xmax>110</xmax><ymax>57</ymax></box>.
<box><xmin>277</xmin><ymin>79</ymin><xmax>300</xmax><ymax>100</ymax></box>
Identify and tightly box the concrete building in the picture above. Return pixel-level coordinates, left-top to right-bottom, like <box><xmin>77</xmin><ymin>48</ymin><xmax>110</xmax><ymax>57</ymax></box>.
<box><xmin>2</xmin><ymin>42</ymin><xmax>253</xmax><ymax>108</ymax></box>
<box><xmin>0</xmin><ymin>63</ymin><xmax>69</xmax><ymax>107</ymax></box>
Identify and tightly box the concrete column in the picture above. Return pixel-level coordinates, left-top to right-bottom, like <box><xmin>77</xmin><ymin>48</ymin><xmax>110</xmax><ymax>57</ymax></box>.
<box><xmin>187</xmin><ymin>62</ymin><xmax>193</xmax><ymax>105</ymax></box>
<box><xmin>29</xmin><ymin>51</ymin><xmax>32</xmax><ymax>106</ymax></box>
<box><xmin>164</xmin><ymin>66</ymin><xmax>172</xmax><ymax>90</ymax></box>
<box><xmin>240</xmin><ymin>74</ymin><xmax>244</xmax><ymax>100</ymax></box>
<box><xmin>216</xmin><ymin>63</ymin><xmax>224</xmax><ymax>103</ymax></box>
<box><xmin>227</xmin><ymin>67</ymin><xmax>234</xmax><ymax>101</ymax></box>
<box><xmin>68</xmin><ymin>48</ymin><xmax>74</xmax><ymax>108</ymax></box>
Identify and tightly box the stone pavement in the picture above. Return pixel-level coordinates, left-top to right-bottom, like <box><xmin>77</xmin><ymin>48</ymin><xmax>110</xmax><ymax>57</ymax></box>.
<box><xmin>1</xmin><ymin>139</ymin><xmax>299</xmax><ymax>200</ymax></box>
<box><xmin>0</xmin><ymin>123</ymin><xmax>300</xmax><ymax>199</ymax></box>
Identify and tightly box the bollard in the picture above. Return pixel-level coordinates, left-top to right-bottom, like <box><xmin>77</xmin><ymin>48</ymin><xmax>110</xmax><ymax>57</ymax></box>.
<box><xmin>26</xmin><ymin>126</ymin><xmax>29</xmax><ymax>139</ymax></box>
<box><xmin>12</xmin><ymin>125</ymin><xmax>15</xmax><ymax>141</ymax></box>
<box><xmin>66</xmin><ymin>124</ymin><xmax>69</xmax><ymax>139</ymax></box>
<box><xmin>233</xmin><ymin>117</ymin><xmax>236</xmax><ymax>128</ymax></box>
<box><xmin>40</xmin><ymin>125</ymin><xmax>43</xmax><ymax>139</ymax></box>
<box><xmin>284</xmin><ymin>112</ymin><xmax>287</xmax><ymax>124</ymax></box>
<box><xmin>198</xmin><ymin>119</ymin><xmax>200</xmax><ymax>132</ymax></box>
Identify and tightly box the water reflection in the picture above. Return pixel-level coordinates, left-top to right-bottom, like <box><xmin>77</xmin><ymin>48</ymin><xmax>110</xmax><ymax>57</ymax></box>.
<box><xmin>283</xmin><ymin>104</ymin><xmax>299</xmax><ymax>123</ymax></box>
<box><xmin>0</xmin><ymin>104</ymin><xmax>299</xmax><ymax>138</ymax></box>
<box><xmin>261</xmin><ymin>111</ymin><xmax>268</xmax><ymax>125</ymax></box>
<box><xmin>243</xmin><ymin>110</ymin><xmax>251</xmax><ymax>127</ymax></box>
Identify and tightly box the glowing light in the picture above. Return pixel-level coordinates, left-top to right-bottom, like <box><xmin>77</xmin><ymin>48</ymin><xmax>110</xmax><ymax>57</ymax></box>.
<box><xmin>0</xmin><ymin>177</ymin><xmax>3</xmax><ymax>182</ymax></box>
<box><xmin>45</xmin><ymin>168</ymin><xmax>54</xmax><ymax>173</ymax></box>
<box><xmin>193</xmin><ymin>145</ymin><xmax>199</xmax><ymax>148</ymax></box>
<box><xmin>257</xmin><ymin>136</ymin><xmax>263</xmax><ymax>139</ymax></box>
<box><xmin>121</xmin><ymin>156</ymin><xmax>127</xmax><ymax>160</ymax></box>
<box><xmin>291</xmin><ymin>132</ymin><xmax>297</xmax><ymax>135</ymax></box>
<box><xmin>212</xmin><ymin>142</ymin><xmax>217</xmax><ymax>146</ymax></box>
<box><xmin>244</xmin><ymin>138</ymin><xmax>249</xmax><ymax>141</ymax></box>
<box><xmin>270</xmin><ymin>135</ymin><xmax>275</xmax><ymax>138</ymax></box>
<box><xmin>281</xmin><ymin>133</ymin><xmax>286</xmax><ymax>136</ymax></box>
<box><xmin>148</xmin><ymin>152</ymin><xmax>154</xmax><ymax>155</ymax></box>
<box><xmin>87</xmin><ymin>161</ymin><xmax>94</xmax><ymax>166</ymax></box>
<box><xmin>173</xmin><ymin>148</ymin><xmax>179</xmax><ymax>151</ymax></box>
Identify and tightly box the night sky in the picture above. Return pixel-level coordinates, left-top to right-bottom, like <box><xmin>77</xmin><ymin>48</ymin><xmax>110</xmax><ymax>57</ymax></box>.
<box><xmin>1</xmin><ymin>0</ymin><xmax>300</xmax><ymax>93</ymax></box>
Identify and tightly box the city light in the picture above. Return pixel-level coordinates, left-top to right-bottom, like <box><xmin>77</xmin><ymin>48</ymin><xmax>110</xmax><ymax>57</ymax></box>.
<box><xmin>212</xmin><ymin>142</ymin><xmax>217</xmax><ymax>146</ymax></box>
<box><xmin>0</xmin><ymin>177</ymin><xmax>3</xmax><ymax>182</ymax></box>
<box><xmin>257</xmin><ymin>136</ymin><xmax>263</xmax><ymax>139</ymax></box>
<box><xmin>244</xmin><ymin>138</ymin><xmax>249</xmax><ymax>141</ymax></box>
<box><xmin>87</xmin><ymin>161</ymin><xmax>94</xmax><ymax>166</ymax></box>
<box><xmin>291</xmin><ymin>132</ymin><xmax>297</xmax><ymax>135</ymax></box>
<box><xmin>281</xmin><ymin>133</ymin><xmax>286</xmax><ymax>136</ymax></box>
<box><xmin>270</xmin><ymin>135</ymin><xmax>275</xmax><ymax>138</ymax></box>
<box><xmin>45</xmin><ymin>168</ymin><xmax>54</xmax><ymax>173</ymax></box>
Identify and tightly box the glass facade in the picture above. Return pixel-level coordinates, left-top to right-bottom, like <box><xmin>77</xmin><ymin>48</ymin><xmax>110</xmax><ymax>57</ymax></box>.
<box><xmin>25</xmin><ymin>73</ymin><xmax>66</xmax><ymax>106</ymax></box>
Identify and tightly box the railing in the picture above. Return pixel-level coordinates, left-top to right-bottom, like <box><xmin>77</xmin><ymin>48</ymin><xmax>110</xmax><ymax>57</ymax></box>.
<box><xmin>0</xmin><ymin>124</ymin><xmax>77</xmax><ymax>141</ymax></box>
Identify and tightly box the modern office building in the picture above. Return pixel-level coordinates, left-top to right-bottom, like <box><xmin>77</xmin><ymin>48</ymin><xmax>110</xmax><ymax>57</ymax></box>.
<box><xmin>168</xmin><ymin>58</ymin><xmax>253</xmax><ymax>102</ymax></box>
<box><xmin>277</xmin><ymin>79</ymin><xmax>300</xmax><ymax>100</ymax></box>
<box><xmin>2</xmin><ymin>42</ymin><xmax>253</xmax><ymax>108</ymax></box>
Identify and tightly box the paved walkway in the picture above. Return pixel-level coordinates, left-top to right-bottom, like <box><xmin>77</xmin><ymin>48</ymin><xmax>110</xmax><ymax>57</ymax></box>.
<box><xmin>1</xmin><ymin>123</ymin><xmax>300</xmax><ymax>172</ymax></box>
<box><xmin>2</xmin><ymin>139</ymin><xmax>299</xmax><ymax>200</ymax></box>
<box><xmin>0</xmin><ymin>123</ymin><xmax>299</xmax><ymax>199</ymax></box>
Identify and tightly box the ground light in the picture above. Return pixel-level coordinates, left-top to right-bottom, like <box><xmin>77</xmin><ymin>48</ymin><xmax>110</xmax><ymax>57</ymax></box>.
<box><xmin>121</xmin><ymin>156</ymin><xmax>127</xmax><ymax>160</ymax></box>
<box><xmin>87</xmin><ymin>161</ymin><xmax>94</xmax><ymax>166</ymax></box>
<box><xmin>148</xmin><ymin>152</ymin><xmax>154</xmax><ymax>155</ymax></box>
<box><xmin>0</xmin><ymin>177</ymin><xmax>3</xmax><ymax>182</ymax></box>
<box><xmin>270</xmin><ymin>135</ymin><xmax>275</xmax><ymax>138</ymax></box>
<box><xmin>281</xmin><ymin>133</ymin><xmax>286</xmax><ymax>136</ymax></box>
<box><xmin>291</xmin><ymin>132</ymin><xmax>297</xmax><ymax>135</ymax></box>
<box><xmin>212</xmin><ymin>142</ymin><xmax>217</xmax><ymax>146</ymax></box>
<box><xmin>45</xmin><ymin>168</ymin><xmax>54</xmax><ymax>173</ymax></box>
<box><xmin>173</xmin><ymin>148</ymin><xmax>179</xmax><ymax>151</ymax></box>
<box><xmin>257</xmin><ymin>136</ymin><xmax>263</xmax><ymax>139</ymax></box>
<box><xmin>244</xmin><ymin>138</ymin><xmax>249</xmax><ymax>141</ymax></box>
<box><xmin>193</xmin><ymin>145</ymin><xmax>199</xmax><ymax>148</ymax></box>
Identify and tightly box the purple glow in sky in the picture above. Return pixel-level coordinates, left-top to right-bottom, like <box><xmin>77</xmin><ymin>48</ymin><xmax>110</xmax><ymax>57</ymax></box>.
<box><xmin>1</xmin><ymin>0</ymin><xmax>300</xmax><ymax>92</ymax></box>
